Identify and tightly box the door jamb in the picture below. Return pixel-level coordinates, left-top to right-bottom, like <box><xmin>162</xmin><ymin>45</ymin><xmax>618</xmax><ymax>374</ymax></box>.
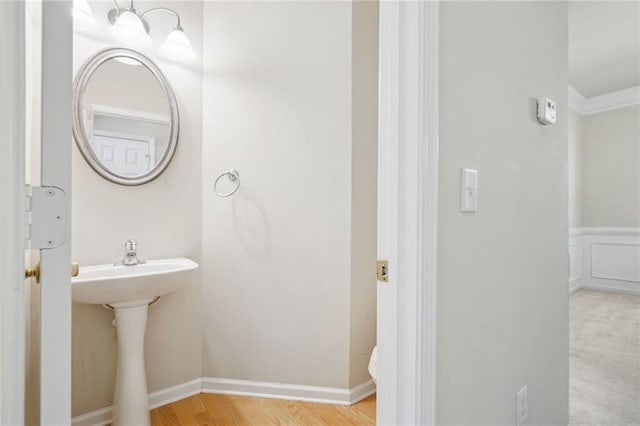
<box><xmin>377</xmin><ymin>1</ymin><xmax>439</xmax><ymax>424</ymax></box>
<box><xmin>0</xmin><ymin>2</ymin><xmax>27</xmax><ymax>424</ymax></box>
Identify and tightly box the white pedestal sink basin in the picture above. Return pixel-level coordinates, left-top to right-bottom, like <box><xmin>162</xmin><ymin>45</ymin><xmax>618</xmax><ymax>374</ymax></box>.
<box><xmin>72</xmin><ymin>258</ymin><xmax>198</xmax><ymax>426</ymax></box>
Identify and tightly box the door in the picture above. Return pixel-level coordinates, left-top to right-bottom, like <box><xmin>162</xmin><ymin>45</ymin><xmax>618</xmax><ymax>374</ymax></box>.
<box><xmin>39</xmin><ymin>1</ymin><xmax>73</xmax><ymax>423</ymax></box>
<box><xmin>0</xmin><ymin>1</ymin><xmax>73</xmax><ymax>424</ymax></box>
<box><xmin>376</xmin><ymin>1</ymin><xmax>439</xmax><ymax>424</ymax></box>
<box><xmin>92</xmin><ymin>131</ymin><xmax>155</xmax><ymax>176</ymax></box>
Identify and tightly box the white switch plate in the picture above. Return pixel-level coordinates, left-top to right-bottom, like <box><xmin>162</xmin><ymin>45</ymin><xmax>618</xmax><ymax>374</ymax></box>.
<box><xmin>460</xmin><ymin>168</ymin><xmax>478</xmax><ymax>212</ymax></box>
<box><xmin>517</xmin><ymin>385</ymin><xmax>528</xmax><ymax>425</ymax></box>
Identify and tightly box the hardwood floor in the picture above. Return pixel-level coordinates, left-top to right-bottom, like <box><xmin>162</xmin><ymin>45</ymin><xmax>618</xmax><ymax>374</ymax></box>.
<box><xmin>150</xmin><ymin>393</ymin><xmax>376</xmax><ymax>425</ymax></box>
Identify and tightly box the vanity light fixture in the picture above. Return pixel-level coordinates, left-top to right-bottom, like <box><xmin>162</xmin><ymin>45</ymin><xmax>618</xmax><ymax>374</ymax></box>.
<box><xmin>107</xmin><ymin>0</ymin><xmax>197</xmax><ymax>62</ymax></box>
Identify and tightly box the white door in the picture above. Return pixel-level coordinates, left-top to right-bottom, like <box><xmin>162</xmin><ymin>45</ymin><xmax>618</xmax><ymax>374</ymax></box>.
<box><xmin>91</xmin><ymin>131</ymin><xmax>155</xmax><ymax>176</ymax></box>
<box><xmin>376</xmin><ymin>1</ymin><xmax>439</xmax><ymax>425</ymax></box>
<box><xmin>39</xmin><ymin>1</ymin><xmax>73</xmax><ymax>423</ymax></box>
<box><xmin>0</xmin><ymin>1</ymin><xmax>73</xmax><ymax>424</ymax></box>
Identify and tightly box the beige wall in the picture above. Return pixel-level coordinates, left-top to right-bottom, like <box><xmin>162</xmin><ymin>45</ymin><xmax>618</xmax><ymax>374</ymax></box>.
<box><xmin>569</xmin><ymin>109</ymin><xmax>583</xmax><ymax>228</ymax></box>
<box><xmin>70</xmin><ymin>1</ymin><xmax>376</xmax><ymax>416</ymax></box>
<box><xmin>201</xmin><ymin>1</ymin><xmax>377</xmax><ymax>389</ymax></box>
<box><xmin>349</xmin><ymin>0</ymin><xmax>378</xmax><ymax>387</ymax></box>
<box><xmin>581</xmin><ymin>105</ymin><xmax>640</xmax><ymax>227</ymax></box>
<box><xmin>71</xmin><ymin>1</ymin><xmax>203</xmax><ymax>416</ymax></box>
<box><xmin>84</xmin><ymin>59</ymin><xmax>170</xmax><ymax>116</ymax></box>
<box><xmin>437</xmin><ymin>2</ymin><xmax>569</xmax><ymax>424</ymax></box>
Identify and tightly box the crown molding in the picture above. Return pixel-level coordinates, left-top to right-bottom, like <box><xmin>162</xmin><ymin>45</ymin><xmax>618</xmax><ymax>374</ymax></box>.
<box><xmin>568</xmin><ymin>85</ymin><xmax>587</xmax><ymax>113</ymax></box>
<box><xmin>569</xmin><ymin>85</ymin><xmax>640</xmax><ymax>115</ymax></box>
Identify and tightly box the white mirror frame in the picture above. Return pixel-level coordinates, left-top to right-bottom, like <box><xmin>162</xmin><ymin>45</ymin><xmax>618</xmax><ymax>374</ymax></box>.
<box><xmin>72</xmin><ymin>47</ymin><xmax>180</xmax><ymax>186</ymax></box>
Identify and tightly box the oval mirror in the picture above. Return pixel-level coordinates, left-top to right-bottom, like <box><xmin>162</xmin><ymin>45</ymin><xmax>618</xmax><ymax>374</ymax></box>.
<box><xmin>73</xmin><ymin>48</ymin><xmax>179</xmax><ymax>186</ymax></box>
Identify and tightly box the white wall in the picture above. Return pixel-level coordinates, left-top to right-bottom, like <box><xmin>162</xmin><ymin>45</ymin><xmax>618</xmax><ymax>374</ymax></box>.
<box><xmin>581</xmin><ymin>105</ymin><xmax>640</xmax><ymax>227</ymax></box>
<box><xmin>200</xmin><ymin>1</ymin><xmax>377</xmax><ymax>390</ymax></box>
<box><xmin>568</xmin><ymin>105</ymin><xmax>639</xmax><ymax>295</ymax></box>
<box><xmin>84</xmin><ymin>59</ymin><xmax>170</xmax><ymax>116</ymax></box>
<box><xmin>349</xmin><ymin>0</ymin><xmax>378</xmax><ymax>387</ymax></box>
<box><xmin>437</xmin><ymin>2</ymin><xmax>569</xmax><ymax>424</ymax></box>
<box><xmin>71</xmin><ymin>1</ymin><xmax>203</xmax><ymax>416</ymax></box>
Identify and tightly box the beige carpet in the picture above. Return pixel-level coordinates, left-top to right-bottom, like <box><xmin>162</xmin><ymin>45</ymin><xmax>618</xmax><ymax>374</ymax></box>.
<box><xmin>570</xmin><ymin>289</ymin><xmax>640</xmax><ymax>425</ymax></box>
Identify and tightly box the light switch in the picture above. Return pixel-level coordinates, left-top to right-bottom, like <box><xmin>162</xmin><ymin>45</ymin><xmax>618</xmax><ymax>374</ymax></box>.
<box><xmin>461</xmin><ymin>168</ymin><xmax>478</xmax><ymax>213</ymax></box>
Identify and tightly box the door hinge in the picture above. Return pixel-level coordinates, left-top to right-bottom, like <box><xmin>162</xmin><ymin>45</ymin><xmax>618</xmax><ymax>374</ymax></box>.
<box><xmin>377</xmin><ymin>260</ymin><xmax>389</xmax><ymax>282</ymax></box>
<box><xmin>25</xmin><ymin>185</ymin><xmax>67</xmax><ymax>250</ymax></box>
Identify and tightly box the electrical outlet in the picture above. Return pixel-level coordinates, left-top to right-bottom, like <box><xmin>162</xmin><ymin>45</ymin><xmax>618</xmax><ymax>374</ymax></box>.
<box><xmin>517</xmin><ymin>385</ymin><xmax>528</xmax><ymax>425</ymax></box>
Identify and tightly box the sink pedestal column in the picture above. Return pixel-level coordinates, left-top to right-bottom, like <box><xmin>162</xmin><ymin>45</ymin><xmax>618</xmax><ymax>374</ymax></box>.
<box><xmin>112</xmin><ymin>302</ymin><xmax>150</xmax><ymax>426</ymax></box>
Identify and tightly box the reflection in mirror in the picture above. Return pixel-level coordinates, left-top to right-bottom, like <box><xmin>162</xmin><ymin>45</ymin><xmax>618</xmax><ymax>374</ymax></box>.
<box><xmin>82</xmin><ymin>59</ymin><xmax>171</xmax><ymax>177</ymax></box>
<box><xmin>73</xmin><ymin>48</ymin><xmax>179</xmax><ymax>186</ymax></box>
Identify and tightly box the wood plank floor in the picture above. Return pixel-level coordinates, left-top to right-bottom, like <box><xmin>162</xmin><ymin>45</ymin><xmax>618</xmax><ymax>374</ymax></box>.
<box><xmin>150</xmin><ymin>393</ymin><xmax>376</xmax><ymax>425</ymax></box>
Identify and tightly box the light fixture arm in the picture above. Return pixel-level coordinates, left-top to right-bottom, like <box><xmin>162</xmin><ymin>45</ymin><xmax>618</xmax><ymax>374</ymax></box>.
<box><xmin>105</xmin><ymin>0</ymin><xmax>196</xmax><ymax>61</ymax></box>
<box><xmin>110</xmin><ymin>1</ymin><xmax>180</xmax><ymax>26</ymax></box>
<box><xmin>140</xmin><ymin>7</ymin><xmax>182</xmax><ymax>30</ymax></box>
<box><xmin>110</xmin><ymin>0</ymin><xmax>134</xmax><ymax>14</ymax></box>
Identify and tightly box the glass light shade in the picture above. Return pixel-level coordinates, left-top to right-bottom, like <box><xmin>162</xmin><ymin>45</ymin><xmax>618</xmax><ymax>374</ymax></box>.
<box><xmin>108</xmin><ymin>10</ymin><xmax>152</xmax><ymax>48</ymax></box>
<box><xmin>159</xmin><ymin>28</ymin><xmax>197</xmax><ymax>62</ymax></box>
<box><xmin>72</xmin><ymin>0</ymin><xmax>96</xmax><ymax>26</ymax></box>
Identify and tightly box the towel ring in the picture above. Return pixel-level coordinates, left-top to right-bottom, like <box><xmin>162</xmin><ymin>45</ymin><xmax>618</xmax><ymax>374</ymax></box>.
<box><xmin>214</xmin><ymin>169</ymin><xmax>240</xmax><ymax>197</ymax></box>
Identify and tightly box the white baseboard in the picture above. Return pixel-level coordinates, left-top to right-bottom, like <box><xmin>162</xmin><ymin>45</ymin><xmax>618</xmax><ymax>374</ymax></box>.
<box><xmin>72</xmin><ymin>377</ymin><xmax>376</xmax><ymax>426</ymax></box>
<box><xmin>71</xmin><ymin>406</ymin><xmax>112</xmax><ymax>426</ymax></box>
<box><xmin>71</xmin><ymin>378</ymin><xmax>202</xmax><ymax>426</ymax></box>
<box><xmin>348</xmin><ymin>379</ymin><xmax>377</xmax><ymax>404</ymax></box>
<box><xmin>581</xmin><ymin>282</ymin><xmax>640</xmax><ymax>297</ymax></box>
<box><xmin>148</xmin><ymin>378</ymin><xmax>202</xmax><ymax>409</ymax></box>
<box><xmin>201</xmin><ymin>377</ymin><xmax>376</xmax><ymax>406</ymax></box>
<box><xmin>569</xmin><ymin>280</ymin><xmax>582</xmax><ymax>295</ymax></box>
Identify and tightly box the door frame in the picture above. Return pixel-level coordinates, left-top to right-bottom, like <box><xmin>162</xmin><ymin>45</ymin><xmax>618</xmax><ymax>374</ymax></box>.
<box><xmin>0</xmin><ymin>2</ymin><xmax>27</xmax><ymax>424</ymax></box>
<box><xmin>377</xmin><ymin>1</ymin><xmax>439</xmax><ymax>424</ymax></box>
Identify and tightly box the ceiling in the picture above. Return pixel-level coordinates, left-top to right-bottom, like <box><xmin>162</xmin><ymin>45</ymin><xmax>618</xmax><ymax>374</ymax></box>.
<box><xmin>569</xmin><ymin>1</ymin><xmax>640</xmax><ymax>98</ymax></box>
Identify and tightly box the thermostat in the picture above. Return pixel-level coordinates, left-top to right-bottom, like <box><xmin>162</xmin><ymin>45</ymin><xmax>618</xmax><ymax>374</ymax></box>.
<box><xmin>537</xmin><ymin>97</ymin><xmax>556</xmax><ymax>125</ymax></box>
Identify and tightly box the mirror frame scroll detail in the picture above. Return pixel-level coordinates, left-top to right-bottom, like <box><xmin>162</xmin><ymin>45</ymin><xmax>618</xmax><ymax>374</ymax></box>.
<box><xmin>72</xmin><ymin>47</ymin><xmax>180</xmax><ymax>186</ymax></box>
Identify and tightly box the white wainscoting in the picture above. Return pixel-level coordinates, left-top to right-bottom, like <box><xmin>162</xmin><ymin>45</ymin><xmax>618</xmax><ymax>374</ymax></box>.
<box><xmin>71</xmin><ymin>378</ymin><xmax>376</xmax><ymax>426</ymax></box>
<box><xmin>568</xmin><ymin>227</ymin><xmax>640</xmax><ymax>296</ymax></box>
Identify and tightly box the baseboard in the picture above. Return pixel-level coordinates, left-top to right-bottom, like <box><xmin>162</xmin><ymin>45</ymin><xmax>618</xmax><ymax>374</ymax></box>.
<box><xmin>72</xmin><ymin>377</ymin><xmax>376</xmax><ymax>425</ymax></box>
<box><xmin>201</xmin><ymin>377</ymin><xmax>376</xmax><ymax>406</ymax></box>
<box><xmin>348</xmin><ymin>379</ymin><xmax>377</xmax><ymax>404</ymax></box>
<box><xmin>569</xmin><ymin>281</ymin><xmax>582</xmax><ymax>295</ymax></box>
<box><xmin>581</xmin><ymin>282</ymin><xmax>640</xmax><ymax>297</ymax></box>
<box><xmin>71</xmin><ymin>406</ymin><xmax>112</xmax><ymax>426</ymax></box>
<box><xmin>71</xmin><ymin>378</ymin><xmax>202</xmax><ymax>426</ymax></box>
<box><xmin>148</xmin><ymin>378</ymin><xmax>202</xmax><ymax>409</ymax></box>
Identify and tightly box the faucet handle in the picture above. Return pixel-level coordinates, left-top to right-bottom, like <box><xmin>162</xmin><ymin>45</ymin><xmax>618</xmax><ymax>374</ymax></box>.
<box><xmin>125</xmin><ymin>239</ymin><xmax>137</xmax><ymax>253</ymax></box>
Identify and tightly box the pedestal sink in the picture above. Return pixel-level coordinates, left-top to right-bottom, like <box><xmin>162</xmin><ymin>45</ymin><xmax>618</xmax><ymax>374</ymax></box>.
<box><xmin>72</xmin><ymin>258</ymin><xmax>198</xmax><ymax>426</ymax></box>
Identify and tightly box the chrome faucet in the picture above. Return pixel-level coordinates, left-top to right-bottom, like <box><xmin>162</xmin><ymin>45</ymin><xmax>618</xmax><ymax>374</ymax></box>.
<box><xmin>116</xmin><ymin>239</ymin><xmax>144</xmax><ymax>266</ymax></box>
